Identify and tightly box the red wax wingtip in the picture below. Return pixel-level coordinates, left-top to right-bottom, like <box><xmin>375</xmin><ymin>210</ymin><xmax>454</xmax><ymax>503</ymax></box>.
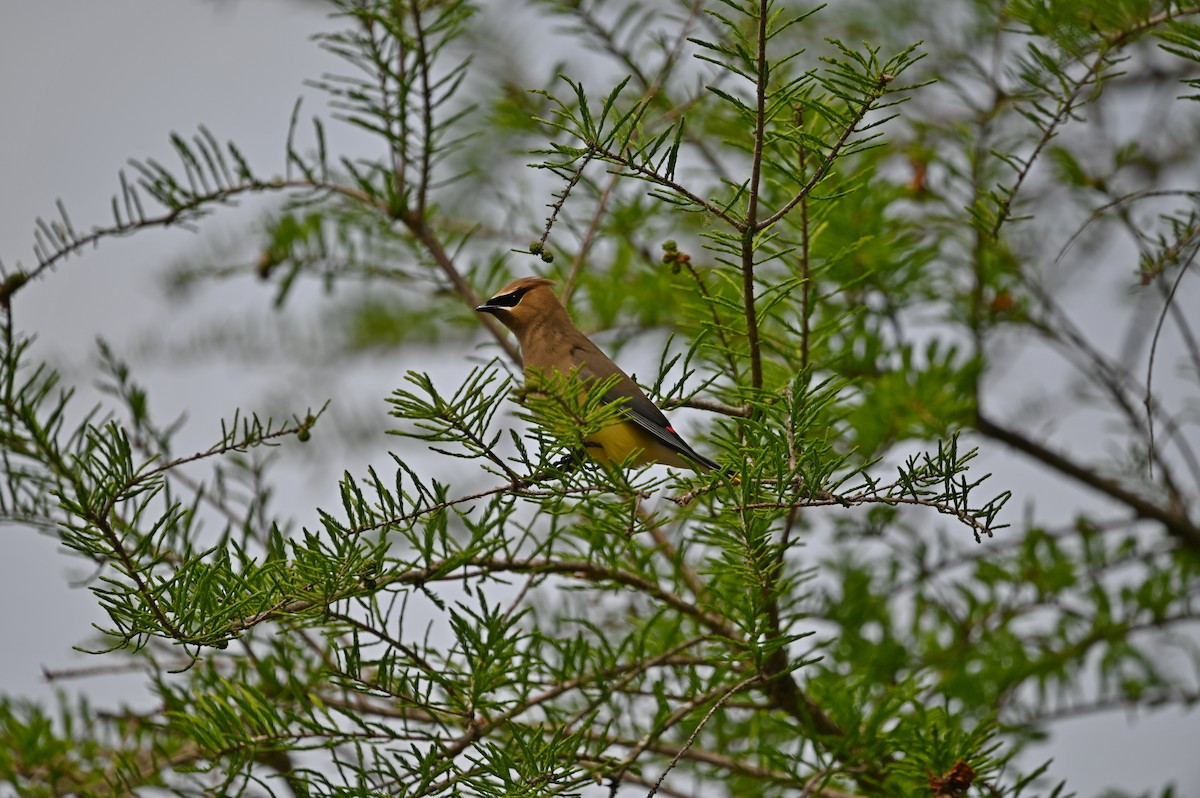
<box><xmin>665</xmin><ymin>426</ymin><xmax>676</xmax><ymax>433</ymax></box>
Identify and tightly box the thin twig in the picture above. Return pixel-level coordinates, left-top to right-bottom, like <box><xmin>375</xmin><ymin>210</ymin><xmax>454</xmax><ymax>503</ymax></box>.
<box><xmin>661</xmin><ymin>396</ymin><xmax>752</xmax><ymax>417</ymax></box>
<box><xmin>741</xmin><ymin>0</ymin><xmax>771</xmax><ymax>394</ymax></box>
<box><xmin>561</xmin><ymin>171</ymin><xmax>618</xmax><ymax>306</ymax></box>
<box><xmin>410</xmin><ymin>1</ymin><xmax>433</xmax><ymax>219</ymax></box>
<box><xmin>644</xmin><ymin>674</ymin><xmax>765</xmax><ymax>797</ymax></box>
<box><xmin>797</xmin><ymin>104</ymin><xmax>812</xmax><ymax>371</ymax></box>
<box><xmin>681</xmin><ymin>261</ymin><xmax>743</xmax><ymax>385</ymax></box>
<box><xmin>614</xmin><ymin>674</ymin><xmax>763</xmax><ymax>783</ymax></box>
<box><xmin>976</xmin><ymin>412</ymin><xmax>1200</xmax><ymax>552</ymax></box>
<box><xmin>1144</xmin><ymin>244</ymin><xmax>1197</xmax><ymax>481</ymax></box>
<box><xmin>637</xmin><ymin>499</ymin><xmax>706</xmax><ymax>599</ymax></box>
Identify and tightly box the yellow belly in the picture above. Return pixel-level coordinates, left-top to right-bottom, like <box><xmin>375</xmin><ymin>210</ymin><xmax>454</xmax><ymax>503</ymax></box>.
<box><xmin>584</xmin><ymin>420</ymin><xmax>694</xmax><ymax>469</ymax></box>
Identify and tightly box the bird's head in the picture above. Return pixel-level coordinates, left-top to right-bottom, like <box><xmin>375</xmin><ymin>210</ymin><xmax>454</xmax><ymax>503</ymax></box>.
<box><xmin>475</xmin><ymin>276</ymin><xmax>561</xmax><ymax>335</ymax></box>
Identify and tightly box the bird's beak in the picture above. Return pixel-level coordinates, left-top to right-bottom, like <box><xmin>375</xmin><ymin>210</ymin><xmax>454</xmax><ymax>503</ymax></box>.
<box><xmin>475</xmin><ymin>301</ymin><xmax>500</xmax><ymax>316</ymax></box>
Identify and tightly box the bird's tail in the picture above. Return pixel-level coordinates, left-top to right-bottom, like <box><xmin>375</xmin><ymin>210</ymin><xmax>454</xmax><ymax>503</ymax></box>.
<box><xmin>687</xmin><ymin>451</ymin><xmax>742</xmax><ymax>484</ymax></box>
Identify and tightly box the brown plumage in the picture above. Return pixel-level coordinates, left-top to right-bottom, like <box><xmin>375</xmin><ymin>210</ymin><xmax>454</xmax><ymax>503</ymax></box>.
<box><xmin>476</xmin><ymin>276</ymin><xmax>719</xmax><ymax>472</ymax></box>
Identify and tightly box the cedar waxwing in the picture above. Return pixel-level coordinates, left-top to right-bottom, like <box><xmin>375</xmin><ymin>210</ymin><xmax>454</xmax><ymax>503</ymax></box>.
<box><xmin>476</xmin><ymin>276</ymin><xmax>720</xmax><ymax>473</ymax></box>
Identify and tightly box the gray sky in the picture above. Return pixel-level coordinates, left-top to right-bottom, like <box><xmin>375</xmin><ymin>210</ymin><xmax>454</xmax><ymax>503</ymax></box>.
<box><xmin>0</xmin><ymin>0</ymin><xmax>333</xmax><ymax>722</ymax></box>
<box><xmin>1</xmin><ymin>3</ymin><xmax>1196</xmax><ymax>796</ymax></box>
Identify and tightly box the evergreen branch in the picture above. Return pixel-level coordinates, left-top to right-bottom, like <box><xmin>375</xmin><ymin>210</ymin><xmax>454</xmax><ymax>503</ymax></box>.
<box><xmin>469</xmin><ymin>558</ymin><xmax>737</xmax><ymax>639</ymax></box>
<box><xmin>201</xmin><ymin>545</ymin><xmax>714</xmax><ymax>643</ymax></box>
<box><xmin>180</xmin><ymin>547</ymin><xmax>840</xmax><ymax>758</ymax></box>
<box><xmin>14</xmin><ymin>177</ymin><xmax>380</xmax><ymax>299</ymax></box>
<box><xmin>85</xmin><ymin>412</ymin><xmax>324</xmax><ymax>648</ymax></box>
<box><xmin>89</xmin><ymin>507</ymin><xmax>189</xmax><ymax>645</ymax></box>
<box><xmin>536</xmin><ymin>151</ymin><xmax>594</xmax><ymax>252</ymax></box>
<box><xmin>677</xmin><ymin>438</ymin><xmax>1007</xmax><ymax>541</ymax></box>
<box><xmin>1</xmin><ymin>336</ymin><xmax>326</xmax><ymax>650</ymax></box>
<box><xmin>991</xmin><ymin>5</ymin><xmax>1200</xmax><ymax>237</ymax></box>
<box><xmin>584</xmin><ymin>140</ymin><xmax>744</xmax><ymax>226</ymax></box>
<box><xmin>326</xmin><ymin>609</ymin><xmax>470</xmax><ymax>716</ymax></box>
<box><xmin>142</xmin><ymin>411</ymin><xmax>323</xmax><ymax>480</ymax></box>
<box><xmin>13</xmin><ymin>165</ymin><xmax>517</xmax><ymax>363</ymax></box>
<box><xmin>755</xmin><ymin>70</ymin><xmax>896</xmax><ymax>231</ymax></box>
<box><xmin>738</xmin><ymin>492</ymin><xmax>999</xmax><ymax>542</ymax></box>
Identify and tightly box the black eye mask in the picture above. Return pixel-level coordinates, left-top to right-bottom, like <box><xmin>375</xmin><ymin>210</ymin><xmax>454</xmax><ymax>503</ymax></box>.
<box><xmin>486</xmin><ymin>286</ymin><xmax>531</xmax><ymax>308</ymax></box>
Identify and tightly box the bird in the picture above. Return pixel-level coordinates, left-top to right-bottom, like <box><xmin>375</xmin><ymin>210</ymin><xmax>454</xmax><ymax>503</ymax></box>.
<box><xmin>476</xmin><ymin>276</ymin><xmax>720</xmax><ymax>473</ymax></box>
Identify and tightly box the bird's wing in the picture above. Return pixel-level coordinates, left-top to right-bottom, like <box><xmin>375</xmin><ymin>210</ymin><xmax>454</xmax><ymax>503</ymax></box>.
<box><xmin>570</xmin><ymin>340</ymin><xmax>720</xmax><ymax>471</ymax></box>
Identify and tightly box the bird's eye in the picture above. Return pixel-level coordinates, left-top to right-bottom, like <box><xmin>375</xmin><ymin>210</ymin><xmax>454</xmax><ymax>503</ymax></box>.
<box><xmin>488</xmin><ymin>286</ymin><xmax>530</xmax><ymax>308</ymax></box>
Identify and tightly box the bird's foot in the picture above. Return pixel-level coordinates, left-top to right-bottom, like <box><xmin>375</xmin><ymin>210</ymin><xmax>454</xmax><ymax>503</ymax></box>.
<box><xmin>552</xmin><ymin>448</ymin><xmax>589</xmax><ymax>472</ymax></box>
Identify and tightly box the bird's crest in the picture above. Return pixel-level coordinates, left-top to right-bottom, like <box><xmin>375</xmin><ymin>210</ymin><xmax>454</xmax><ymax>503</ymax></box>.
<box><xmin>486</xmin><ymin>276</ymin><xmax>556</xmax><ymax>306</ymax></box>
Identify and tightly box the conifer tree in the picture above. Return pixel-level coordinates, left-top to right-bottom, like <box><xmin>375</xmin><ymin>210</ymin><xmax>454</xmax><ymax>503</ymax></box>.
<box><xmin>2</xmin><ymin>1</ymin><xmax>1198</xmax><ymax>796</ymax></box>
